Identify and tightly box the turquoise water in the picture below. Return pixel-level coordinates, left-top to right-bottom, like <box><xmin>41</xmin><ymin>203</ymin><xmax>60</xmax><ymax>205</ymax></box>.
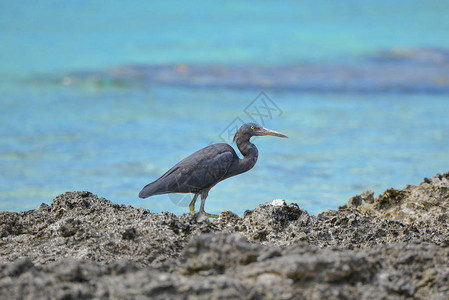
<box><xmin>1</xmin><ymin>1</ymin><xmax>449</xmax><ymax>215</ymax></box>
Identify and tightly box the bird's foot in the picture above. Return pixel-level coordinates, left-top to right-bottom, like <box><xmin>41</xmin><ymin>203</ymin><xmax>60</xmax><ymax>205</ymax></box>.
<box><xmin>200</xmin><ymin>211</ymin><xmax>219</xmax><ymax>219</ymax></box>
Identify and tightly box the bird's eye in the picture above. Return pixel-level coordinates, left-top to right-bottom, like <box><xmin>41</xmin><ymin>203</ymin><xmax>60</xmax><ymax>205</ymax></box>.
<box><xmin>251</xmin><ymin>126</ymin><xmax>255</xmax><ymax>130</ymax></box>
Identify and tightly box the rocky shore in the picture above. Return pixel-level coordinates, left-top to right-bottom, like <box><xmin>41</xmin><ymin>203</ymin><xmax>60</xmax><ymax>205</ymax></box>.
<box><xmin>1</xmin><ymin>172</ymin><xmax>448</xmax><ymax>299</ymax></box>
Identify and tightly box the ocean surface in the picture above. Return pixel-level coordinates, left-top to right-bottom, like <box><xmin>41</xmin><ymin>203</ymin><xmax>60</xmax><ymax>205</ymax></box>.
<box><xmin>1</xmin><ymin>1</ymin><xmax>449</xmax><ymax>215</ymax></box>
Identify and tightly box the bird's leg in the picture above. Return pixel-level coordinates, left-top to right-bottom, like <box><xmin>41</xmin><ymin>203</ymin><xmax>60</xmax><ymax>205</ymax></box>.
<box><xmin>189</xmin><ymin>194</ymin><xmax>199</xmax><ymax>212</ymax></box>
<box><xmin>199</xmin><ymin>191</ymin><xmax>219</xmax><ymax>218</ymax></box>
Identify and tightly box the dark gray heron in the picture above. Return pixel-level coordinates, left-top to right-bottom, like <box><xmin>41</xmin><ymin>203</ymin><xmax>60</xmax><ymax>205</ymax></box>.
<box><xmin>139</xmin><ymin>123</ymin><xmax>288</xmax><ymax>218</ymax></box>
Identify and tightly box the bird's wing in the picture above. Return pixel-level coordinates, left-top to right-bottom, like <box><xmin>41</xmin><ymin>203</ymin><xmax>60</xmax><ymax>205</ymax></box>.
<box><xmin>139</xmin><ymin>144</ymin><xmax>236</xmax><ymax>198</ymax></box>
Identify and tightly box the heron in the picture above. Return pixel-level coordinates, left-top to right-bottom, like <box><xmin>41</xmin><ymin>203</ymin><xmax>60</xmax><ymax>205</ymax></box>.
<box><xmin>139</xmin><ymin>123</ymin><xmax>288</xmax><ymax>218</ymax></box>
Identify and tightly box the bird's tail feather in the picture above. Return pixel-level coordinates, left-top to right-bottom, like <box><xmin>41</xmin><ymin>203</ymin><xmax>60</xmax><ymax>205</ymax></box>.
<box><xmin>139</xmin><ymin>176</ymin><xmax>183</xmax><ymax>198</ymax></box>
<box><xmin>139</xmin><ymin>166</ymin><xmax>193</xmax><ymax>198</ymax></box>
<box><xmin>138</xmin><ymin>182</ymin><xmax>164</xmax><ymax>198</ymax></box>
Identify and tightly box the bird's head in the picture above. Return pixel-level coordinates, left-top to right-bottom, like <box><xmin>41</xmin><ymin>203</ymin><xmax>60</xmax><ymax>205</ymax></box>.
<box><xmin>233</xmin><ymin>123</ymin><xmax>288</xmax><ymax>142</ymax></box>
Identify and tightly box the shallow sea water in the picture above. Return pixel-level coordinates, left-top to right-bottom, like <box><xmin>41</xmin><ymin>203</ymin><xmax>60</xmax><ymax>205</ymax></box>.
<box><xmin>1</xmin><ymin>1</ymin><xmax>449</xmax><ymax>215</ymax></box>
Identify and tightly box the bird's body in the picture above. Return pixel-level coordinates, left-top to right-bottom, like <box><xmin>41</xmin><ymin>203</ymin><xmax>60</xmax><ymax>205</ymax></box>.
<box><xmin>139</xmin><ymin>123</ymin><xmax>287</xmax><ymax>217</ymax></box>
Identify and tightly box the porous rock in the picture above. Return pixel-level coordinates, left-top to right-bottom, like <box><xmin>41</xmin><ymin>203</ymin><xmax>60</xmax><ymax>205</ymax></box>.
<box><xmin>1</xmin><ymin>172</ymin><xmax>449</xmax><ymax>299</ymax></box>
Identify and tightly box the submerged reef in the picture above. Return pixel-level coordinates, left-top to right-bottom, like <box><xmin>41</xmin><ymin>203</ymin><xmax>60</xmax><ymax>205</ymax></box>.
<box><xmin>1</xmin><ymin>172</ymin><xmax>449</xmax><ymax>299</ymax></box>
<box><xmin>60</xmin><ymin>48</ymin><xmax>449</xmax><ymax>94</ymax></box>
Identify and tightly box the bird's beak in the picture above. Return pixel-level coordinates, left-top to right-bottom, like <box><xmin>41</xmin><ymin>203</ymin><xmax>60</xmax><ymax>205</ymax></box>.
<box><xmin>258</xmin><ymin>127</ymin><xmax>289</xmax><ymax>138</ymax></box>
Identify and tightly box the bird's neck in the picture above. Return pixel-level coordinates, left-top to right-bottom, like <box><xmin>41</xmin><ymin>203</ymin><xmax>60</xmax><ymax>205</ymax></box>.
<box><xmin>235</xmin><ymin>135</ymin><xmax>258</xmax><ymax>171</ymax></box>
